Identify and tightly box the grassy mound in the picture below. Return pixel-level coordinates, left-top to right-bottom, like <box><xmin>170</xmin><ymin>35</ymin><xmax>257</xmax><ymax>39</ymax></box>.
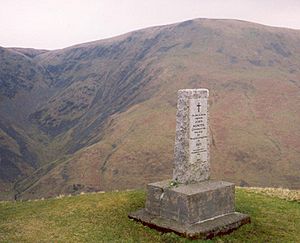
<box><xmin>0</xmin><ymin>188</ymin><xmax>299</xmax><ymax>242</ymax></box>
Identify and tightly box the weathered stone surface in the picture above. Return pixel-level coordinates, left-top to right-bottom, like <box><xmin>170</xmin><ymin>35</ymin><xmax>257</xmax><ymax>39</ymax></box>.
<box><xmin>145</xmin><ymin>180</ymin><xmax>235</xmax><ymax>224</ymax></box>
<box><xmin>128</xmin><ymin>209</ymin><xmax>250</xmax><ymax>240</ymax></box>
<box><xmin>173</xmin><ymin>89</ymin><xmax>209</xmax><ymax>184</ymax></box>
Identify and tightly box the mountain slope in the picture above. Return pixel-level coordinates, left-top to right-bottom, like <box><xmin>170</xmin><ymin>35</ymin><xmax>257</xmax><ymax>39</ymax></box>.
<box><xmin>1</xmin><ymin>19</ymin><xmax>300</xmax><ymax>199</ymax></box>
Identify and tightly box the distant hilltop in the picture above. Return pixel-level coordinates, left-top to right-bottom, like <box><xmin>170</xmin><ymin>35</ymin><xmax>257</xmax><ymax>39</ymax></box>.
<box><xmin>0</xmin><ymin>18</ymin><xmax>300</xmax><ymax>200</ymax></box>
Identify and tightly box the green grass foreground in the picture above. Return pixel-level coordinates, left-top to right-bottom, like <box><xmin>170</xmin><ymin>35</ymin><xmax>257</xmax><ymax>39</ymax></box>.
<box><xmin>0</xmin><ymin>188</ymin><xmax>299</xmax><ymax>242</ymax></box>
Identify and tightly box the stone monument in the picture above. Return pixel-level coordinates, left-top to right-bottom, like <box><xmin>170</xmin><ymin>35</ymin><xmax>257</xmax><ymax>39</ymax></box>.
<box><xmin>129</xmin><ymin>89</ymin><xmax>250</xmax><ymax>239</ymax></box>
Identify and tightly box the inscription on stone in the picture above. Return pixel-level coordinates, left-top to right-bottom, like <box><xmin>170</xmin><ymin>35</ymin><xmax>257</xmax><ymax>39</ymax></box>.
<box><xmin>173</xmin><ymin>89</ymin><xmax>209</xmax><ymax>183</ymax></box>
<box><xmin>189</xmin><ymin>98</ymin><xmax>208</xmax><ymax>165</ymax></box>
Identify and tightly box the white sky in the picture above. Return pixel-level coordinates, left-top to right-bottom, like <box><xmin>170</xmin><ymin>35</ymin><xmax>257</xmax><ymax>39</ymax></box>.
<box><xmin>1</xmin><ymin>0</ymin><xmax>300</xmax><ymax>50</ymax></box>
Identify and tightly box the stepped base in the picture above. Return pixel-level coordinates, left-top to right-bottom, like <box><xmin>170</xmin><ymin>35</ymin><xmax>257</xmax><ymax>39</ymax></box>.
<box><xmin>128</xmin><ymin>180</ymin><xmax>250</xmax><ymax>239</ymax></box>
<box><xmin>129</xmin><ymin>209</ymin><xmax>250</xmax><ymax>240</ymax></box>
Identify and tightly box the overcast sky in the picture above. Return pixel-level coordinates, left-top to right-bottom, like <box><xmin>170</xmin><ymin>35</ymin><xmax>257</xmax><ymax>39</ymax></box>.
<box><xmin>1</xmin><ymin>0</ymin><xmax>300</xmax><ymax>50</ymax></box>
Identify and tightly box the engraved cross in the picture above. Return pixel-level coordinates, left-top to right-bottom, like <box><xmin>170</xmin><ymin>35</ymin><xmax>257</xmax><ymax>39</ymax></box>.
<box><xmin>197</xmin><ymin>103</ymin><xmax>201</xmax><ymax>112</ymax></box>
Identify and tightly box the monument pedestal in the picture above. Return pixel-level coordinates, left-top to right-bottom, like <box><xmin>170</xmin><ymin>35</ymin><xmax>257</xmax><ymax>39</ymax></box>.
<box><xmin>129</xmin><ymin>180</ymin><xmax>250</xmax><ymax>239</ymax></box>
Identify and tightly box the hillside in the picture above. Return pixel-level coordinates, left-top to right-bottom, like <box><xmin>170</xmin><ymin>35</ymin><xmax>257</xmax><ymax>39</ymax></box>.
<box><xmin>0</xmin><ymin>47</ymin><xmax>56</xmax><ymax>198</ymax></box>
<box><xmin>0</xmin><ymin>188</ymin><xmax>299</xmax><ymax>242</ymax></box>
<box><xmin>0</xmin><ymin>18</ymin><xmax>300</xmax><ymax>200</ymax></box>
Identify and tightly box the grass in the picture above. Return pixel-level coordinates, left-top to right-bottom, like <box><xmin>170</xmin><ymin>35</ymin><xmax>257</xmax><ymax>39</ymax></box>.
<box><xmin>0</xmin><ymin>188</ymin><xmax>299</xmax><ymax>242</ymax></box>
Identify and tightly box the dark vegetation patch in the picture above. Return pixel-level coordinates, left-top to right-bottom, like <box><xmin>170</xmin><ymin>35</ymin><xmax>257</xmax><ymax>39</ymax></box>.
<box><xmin>0</xmin><ymin>122</ymin><xmax>37</xmax><ymax>168</ymax></box>
<box><xmin>31</xmin><ymin>114</ymin><xmax>80</xmax><ymax>138</ymax></box>
<box><xmin>239</xmin><ymin>180</ymin><xmax>250</xmax><ymax>187</ymax></box>
<box><xmin>46</xmin><ymin>62</ymin><xmax>77</xmax><ymax>87</ymax></box>
<box><xmin>74</xmin><ymin>63</ymin><xmax>91</xmax><ymax>72</ymax></box>
<box><xmin>232</xmin><ymin>150</ymin><xmax>252</xmax><ymax>163</ymax></box>
<box><xmin>0</xmin><ymin>73</ymin><xmax>34</xmax><ymax>98</ymax></box>
<box><xmin>288</xmin><ymin>79</ymin><xmax>300</xmax><ymax>88</ymax></box>
<box><xmin>0</xmin><ymin>147</ymin><xmax>23</xmax><ymax>182</ymax></box>
<box><xmin>28</xmin><ymin>68</ymin><xmax>36</xmax><ymax>80</ymax></box>
<box><xmin>113</xmin><ymin>169</ymin><xmax>119</xmax><ymax>175</ymax></box>
<box><xmin>158</xmin><ymin>43</ymin><xmax>179</xmax><ymax>53</ymax></box>
<box><xmin>216</xmin><ymin>47</ymin><xmax>224</xmax><ymax>53</ymax></box>
<box><xmin>183</xmin><ymin>42</ymin><xmax>192</xmax><ymax>48</ymax></box>
<box><xmin>29</xmin><ymin>107</ymin><xmax>83</xmax><ymax>137</ymax></box>
<box><xmin>229</xmin><ymin>56</ymin><xmax>238</xmax><ymax>64</ymax></box>
<box><xmin>57</xmin><ymin>101</ymin><xmax>88</xmax><ymax>115</ymax></box>
<box><xmin>62</xmin><ymin>61</ymin><xmax>77</xmax><ymax>72</ymax></box>
<box><xmin>61</xmin><ymin>165</ymin><xmax>69</xmax><ymax>181</ymax></box>
<box><xmin>264</xmin><ymin>42</ymin><xmax>291</xmax><ymax>57</ymax></box>
<box><xmin>72</xmin><ymin>183</ymin><xmax>84</xmax><ymax>192</ymax></box>
<box><xmin>29</xmin><ymin>109</ymin><xmax>47</xmax><ymax>121</ymax></box>
<box><xmin>267</xmin><ymin>59</ymin><xmax>281</xmax><ymax>67</ymax></box>
<box><xmin>47</xmin><ymin>64</ymin><xmax>62</xmax><ymax>74</ymax></box>
<box><xmin>65</xmin><ymin>183</ymin><xmax>96</xmax><ymax>194</ymax></box>
<box><xmin>248</xmin><ymin>59</ymin><xmax>264</xmax><ymax>67</ymax></box>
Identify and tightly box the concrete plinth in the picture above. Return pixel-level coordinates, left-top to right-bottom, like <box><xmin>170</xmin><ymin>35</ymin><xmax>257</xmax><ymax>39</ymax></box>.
<box><xmin>128</xmin><ymin>180</ymin><xmax>250</xmax><ymax>239</ymax></box>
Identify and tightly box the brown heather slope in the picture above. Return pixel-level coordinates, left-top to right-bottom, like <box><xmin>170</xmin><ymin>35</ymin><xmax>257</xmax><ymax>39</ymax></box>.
<box><xmin>1</xmin><ymin>19</ymin><xmax>300</xmax><ymax>199</ymax></box>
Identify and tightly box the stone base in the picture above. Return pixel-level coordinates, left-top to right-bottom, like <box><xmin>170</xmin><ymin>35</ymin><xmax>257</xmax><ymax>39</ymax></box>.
<box><xmin>128</xmin><ymin>180</ymin><xmax>250</xmax><ymax>239</ymax></box>
<box><xmin>129</xmin><ymin>209</ymin><xmax>250</xmax><ymax>240</ymax></box>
